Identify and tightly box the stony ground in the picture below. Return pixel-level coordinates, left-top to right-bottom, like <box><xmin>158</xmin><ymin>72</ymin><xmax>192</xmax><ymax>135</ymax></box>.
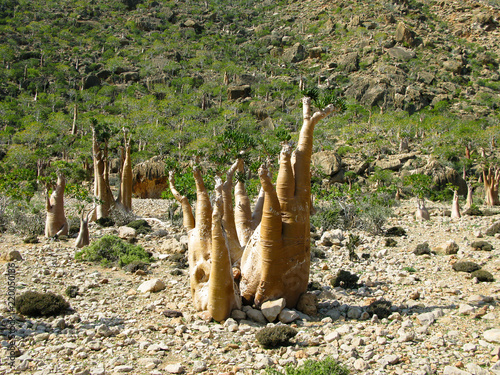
<box><xmin>1</xmin><ymin>198</ymin><xmax>500</xmax><ymax>375</ymax></box>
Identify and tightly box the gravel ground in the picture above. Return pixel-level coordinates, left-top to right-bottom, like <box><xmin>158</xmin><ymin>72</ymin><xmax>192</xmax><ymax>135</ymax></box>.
<box><xmin>1</xmin><ymin>198</ymin><xmax>500</xmax><ymax>375</ymax></box>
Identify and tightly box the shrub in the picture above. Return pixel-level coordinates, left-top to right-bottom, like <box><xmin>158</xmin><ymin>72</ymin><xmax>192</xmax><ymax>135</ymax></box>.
<box><xmin>307</xmin><ymin>281</ymin><xmax>322</xmax><ymax>291</ymax></box>
<box><xmin>23</xmin><ymin>235</ymin><xmax>39</xmax><ymax>244</ymax></box>
<box><xmin>15</xmin><ymin>291</ymin><xmax>70</xmax><ymax>317</ymax></box>
<box><xmin>256</xmin><ymin>325</ymin><xmax>297</xmax><ymax>349</ymax></box>
<box><xmin>367</xmin><ymin>299</ymin><xmax>392</xmax><ymax>319</ymax></box>
<box><xmin>470</xmin><ymin>241</ymin><xmax>493</xmax><ymax>251</ymax></box>
<box><xmin>471</xmin><ymin>269</ymin><xmax>494</xmax><ymax>282</ymax></box>
<box><xmin>385</xmin><ymin>238</ymin><xmax>397</xmax><ymax>247</ymax></box>
<box><xmin>123</xmin><ymin>260</ymin><xmax>149</xmax><ymax>273</ymax></box>
<box><xmin>96</xmin><ymin>217</ymin><xmax>115</xmax><ymax>227</ymax></box>
<box><xmin>403</xmin><ymin>266</ymin><xmax>416</xmax><ymax>273</ymax></box>
<box><xmin>126</xmin><ymin>219</ymin><xmax>151</xmax><ymax>235</ymax></box>
<box><xmin>452</xmin><ymin>261</ymin><xmax>481</xmax><ymax>273</ymax></box>
<box><xmin>266</xmin><ymin>357</ymin><xmax>349</xmax><ymax>375</ymax></box>
<box><xmin>385</xmin><ymin>226</ymin><xmax>406</xmax><ymax>237</ymax></box>
<box><xmin>65</xmin><ymin>285</ymin><xmax>79</xmax><ymax>298</ymax></box>
<box><xmin>331</xmin><ymin>270</ymin><xmax>359</xmax><ymax>289</ymax></box>
<box><xmin>75</xmin><ymin>235</ymin><xmax>152</xmax><ymax>267</ymax></box>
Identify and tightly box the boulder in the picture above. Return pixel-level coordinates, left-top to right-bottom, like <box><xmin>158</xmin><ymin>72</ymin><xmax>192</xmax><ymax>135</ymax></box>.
<box><xmin>132</xmin><ymin>156</ymin><xmax>168</xmax><ymax>199</ymax></box>
<box><xmin>432</xmin><ymin>240</ymin><xmax>459</xmax><ymax>255</ymax></box>
<box><xmin>282</xmin><ymin>43</ymin><xmax>306</xmax><ymax>63</ymax></box>
<box><xmin>388</xmin><ymin>46</ymin><xmax>416</xmax><ymax>61</ymax></box>
<box><xmin>118</xmin><ymin>226</ymin><xmax>137</xmax><ymax>240</ymax></box>
<box><xmin>227</xmin><ymin>85</ymin><xmax>251</xmax><ymax>100</ymax></box>
<box><xmin>311</xmin><ymin>151</ymin><xmax>342</xmax><ymax>176</ymax></box>
<box><xmin>394</xmin><ymin>22</ymin><xmax>416</xmax><ymax>46</ymax></box>
<box><xmin>485</xmin><ymin>221</ymin><xmax>500</xmax><ymax>236</ymax></box>
<box><xmin>337</xmin><ymin>52</ymin><xmax>359</xmax><ymax>72</ymax></box>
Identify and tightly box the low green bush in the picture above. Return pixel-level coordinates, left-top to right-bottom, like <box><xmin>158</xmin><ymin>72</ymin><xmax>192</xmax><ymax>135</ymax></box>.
<box><xmin>75</xmin><ymin>235</ymin><xmax>152</xmax><ymax>267</ymax></box>
<box><xmin>452</xmin><ymin>261</ymin><xmax>481</xmax><ymax>273</ymax></box>
<box><xmin>65</xmin><ymin>285</ymin><xmax>79</xmax><ymax>298</ymax></box>
<box><xmin>471</xmin><ymin>269</ymin><xmax>494</xmax><ymax>282</ymax></box>
<box><xmin>96</xmin><ymin>217</ymin><xmax>115</xmax><ymax>227</ymax></box>
<box><xmin>256</xmin><ymin>325</ymin><xmax>297</xmax><ymax>349</ymax></box>
<box><xmin>15</xmin><ymin>291</ymin><xmax>70</xmax><ymax>317</ymax></box>
<box><xmin>126</xmin><ymin>219</ymin><xmax>151</xmax><ymax>235</ymax></box>
<box><xmin>266</xmin><ymin>356</ymin><xmax>349</xmax><ymax>375</ymax></box>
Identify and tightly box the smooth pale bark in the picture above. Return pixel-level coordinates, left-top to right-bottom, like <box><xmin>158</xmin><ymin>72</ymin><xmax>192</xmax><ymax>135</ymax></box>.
<box><xmin>91</xmin><ymin>126</ymin><xmax>114</xmax><ymax>220</ymax></box>
<box><xmin>45</xmin><ymin>173</ymin><xmax>69</xmax><ymax>237</ymax></box>
<box><xmin>241</xmin><ymin>97</ymin><xmax>339</xmax><ymax>308</ymax></box>
<box><xmin>208</xmin><ymin>177</ymin><xmax>241</xmax><ymax>321</ymax></box>
<box><xmin>74</xmin><ymin>207</ymin><xmax>94</xmax><ymax>248</ymax></box>
<box><xmin>415</xmin><ymin>198</ymin><xmax>430</xmax><ymax>221</ymax></box>
<box><xmin>116</xmin><ymin>131</ymin><xmax>133</xmax><ymax>212</ymax></box>
<box><xmin>451</xmin><ymin>190</ymin><xmax>461</xmax><ymax>219</ymax></box>
<box><xmin>483</xmin><ymin>167</ymin><xmax>500</xmax><ymax>207</ymax></box>
<box><xmin>464</xmin><ymin>183</ymin><xmax>474</xmax><ymax>210</ymax></box>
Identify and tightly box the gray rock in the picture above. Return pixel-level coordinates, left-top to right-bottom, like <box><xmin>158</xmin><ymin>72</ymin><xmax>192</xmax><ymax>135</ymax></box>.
<box><xmin>458</xmin><ymin>304</ymin><xmax>476</xmax><ymax>315</ymax></box>
<box><xmin>278</xmin><ymin>308</ymin><xmax>299</xmax><ymax>323</ymax></box>
<box><xmin>192</xmin><ymin>361</ymin><xmax>207</xmax><ymax>373</ymax></box>
<box><xmin>416</xmin><ymin>312</ymin><xmax>435</xmax><ymax>325</ymax></box>
<box><xmin>114</xmin><ymin>365</ymin><xmax>134</xmax><ymax>373</ymax></box>
<box><xmin>485</xmin><ymin>221</ymin><xmax>500</xmax><ymax>236</ymax></box>
<box><xmin>347</xmin><ymin>306</ymin><xmax>362</xmax><ymax>319</ymax></box>
<box><xmin>165</xmin><ymin>364</ymin><xmax>184</xmax><ymax>374</ymax></box>
<box><xmin>388</xmin><ymin>46</ymin><xmax>416</xmax><ymax>61</ymax></box>
<box><xmin>311</xmin><ymin>151</ymin><xmax>342</xmax><ymax>176</ymax></box>
<box><xmin>245</xmin><ymin>308</ymin><xmax>267</xmax><ymax>324</ymax></box>
<box><xmin>465</xmin><ymin>363</ymin><xmax>489</xmax><ymax>375</ymax></box>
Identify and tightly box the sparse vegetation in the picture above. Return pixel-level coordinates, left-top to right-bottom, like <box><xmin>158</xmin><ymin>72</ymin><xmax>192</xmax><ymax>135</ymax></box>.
<box><xmin>75</xmin><ymin>235</ymin><xmax>153</xmax><ymax>267</ymax></box>
<box><xmin>256</xmin><ymin>325</ymin><xmax>298</xmax><ymax>349</ymax></box>
<box><xmin>266</xmin><ymin>357</ymin><xmax>349</xmax><ymax>375</ymax></box>
<box><xmin>15</xmin><ymin>291</ymin><xmax>70</xmax><ymax>317</ymax></box>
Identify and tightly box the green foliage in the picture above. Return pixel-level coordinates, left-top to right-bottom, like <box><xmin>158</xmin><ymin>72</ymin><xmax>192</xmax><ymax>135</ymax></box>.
<box><xmin>126</xmin><ymin>219</ymin><xmax>151</xmax><ymax>235</ymax></box>
<box><xmin>403</xmin><ymin>266</ymin><xmax>416</xmax><ymax>273</ymax></box>
<box><xmin>96</xmin><ymin>217</ymin><xmax>115</xmax><ymax>227</ymax></box>
<box><xmin>471</xmin><ymin>269</ymin><xmax>494</xmax><ymax>282</ymax></box>
<box><xmin>256</xmin><ymin>325</ymin><xmax>297</xmax><ymax>349</ymax></box>
<box><xmin>403</xmin><ymin>173</ymin><xmax>432</xmax><ymax>199</ymax></box>
<box><xmin>266</xmin><ymin>357</ymin><xmax>349</xmax><ymax>375</ymax></box>
<box><xmin>15</xmin><ymin>291</ymin><xmax>70</xmax><ymax>317</ymax></box>
<box><xmin>75</xmin><ymin>235</ymin><xmax>152</xmax><ymax>267</ymax></box>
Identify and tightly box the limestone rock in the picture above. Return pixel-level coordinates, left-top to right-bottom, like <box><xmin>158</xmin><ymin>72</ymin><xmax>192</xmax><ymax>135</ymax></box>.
<box><xmin>118</xmin><ymin>226</ymin><xmax>137</xmax><ymax>240</ymax></box>
<box><xmin>432</xmin><ymin>240</ymin><xmax>459</xmax><ymax>255</ymax></box>
<box><xmin>484</xmin><ymin>329</ymin><xmax>500</xmax><ymax>344</ymax></box>
<box><xmin>261</xmin><ymin>298</ymin><xmax>286</xmax><ymax>322</ymax></box>
<box><xmin>311</xmin><ymin>151</ymin><xmax>342</xmax><ymax>176</ymax></box>
<box><xmin>138</xmin><ymin>278</ymin><xmax>166</xmax><ymax>293</ymax></box>
<box><xmin>279</xmin><ymin>308</ymin><xmax>299</xmax><ymax>323</ymax></box>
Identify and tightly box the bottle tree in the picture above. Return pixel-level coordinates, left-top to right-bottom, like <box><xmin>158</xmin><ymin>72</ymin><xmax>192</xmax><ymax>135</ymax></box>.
<box><xmin>169</xmin><ymin>96</ymin><xmax>345</xmax><ymax>321</ymax></box>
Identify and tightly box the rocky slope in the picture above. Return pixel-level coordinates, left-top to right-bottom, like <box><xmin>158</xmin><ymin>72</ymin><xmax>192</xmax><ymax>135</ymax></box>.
<box><xmin>1</xmin><ymin>198</ymin><xmax>500</xmax><ymax>375</ymax></box>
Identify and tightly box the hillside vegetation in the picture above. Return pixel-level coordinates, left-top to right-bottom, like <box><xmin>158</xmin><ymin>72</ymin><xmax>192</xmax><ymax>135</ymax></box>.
<box><xmin>0</xmin><ymin>0</ymin><xmax>499</xmax><ymax>218</ymax></box>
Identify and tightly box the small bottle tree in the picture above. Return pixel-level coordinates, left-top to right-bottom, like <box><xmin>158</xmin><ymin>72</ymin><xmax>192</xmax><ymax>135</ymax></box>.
<box><xmin>403</xmin><ymin>173</ymin><xmax>432</xmax><ymax>220</ymax></box>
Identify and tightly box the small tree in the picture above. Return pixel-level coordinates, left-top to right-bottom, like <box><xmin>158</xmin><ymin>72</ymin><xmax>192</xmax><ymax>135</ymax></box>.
<box><xmin>404</xmin><ymin>173</ymin><xmax>432</xmax><ymax>220</ymax></box>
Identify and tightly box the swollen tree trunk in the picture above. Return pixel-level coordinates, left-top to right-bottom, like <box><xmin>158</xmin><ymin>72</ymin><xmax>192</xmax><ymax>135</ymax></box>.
<box><xmin>74</xmin><ymin>207</ymin><xmax>95</xmax><ymax>248</ymax></box>
<box><xmin>91</xmin><ymin>125</ymin><xmax>114</xmax><ymax>220</ymax></box>
<box><xmin>483</xmin><ymin>167</ymin><xmax>500</xmax><ymax>207</ymax></box>
<box><xmin>415</xmin><ymin>198</ymin><xmax>430</xmax><ymax>221</ymax></box>
<box><xmin>170</xmin><ymin>97</ymin><xmax>340</xmax><ymax>321</ymax></box>
<box><xmin>116</xmin><ymin>130</ymin><xmax>133</xmax><ymax>212</ymax></box>
<box><xmin>464</xmin><ymin>182</ymin><xmax>474</xmax><ymax>210</ymax></box>
<box><xmin>451</xmin><ymin>190</ymin><xmax>461</xmax><ymax>219</ymax></box>
<box><xmin>45</xmin><ymin>173</ymin><xmax>69</xmax><ymax>237</ymax></box>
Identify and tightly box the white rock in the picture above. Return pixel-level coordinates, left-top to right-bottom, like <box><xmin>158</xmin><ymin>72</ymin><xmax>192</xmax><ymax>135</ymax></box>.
<box><xmin>118</xmin><ymin>226</ymin><xmax>136</xmax><ymax>239</ymax></box>
<box><xmin>462</xmin><ymin>343</ymin><xmax>477</xmax><ymax>351</ymax></box>
<box><xmin>484</xmin><ymin>329</ymin><xmax>500</xmax><ymax>344</ymax></box>
<box><xmin>261</xmin><ymin>298</ymin><xmax>286</xmax><ymax>322</ymax></box>
<box><xmin>246</xmin><ymin>308</ymin><xmax>267</xmax><ymax>324</ymax></box>
<box><xmin>459</xmin><ymin>304</ymin><xmax>476</xmax><ymax>315</ymax></box>
<box><xmin>416</xmin><ymin>312</ymin><xmax>435</xmax><ymax>325</ymax></box>
<box><xmin>90</xmin><ymin>367</ymin><xmax>105</xmax><ymax>375</ymax></box>
<box><xmin>325</xmin><ymin>331</ymin><xmax>341</xmax><ymax>343</ymax></box>
<box><xmin>443</xmin><ymin>366</ymin><xmax>472</xmax><ymax>375</ymax></box>
<box><xmin>466</xmin><ymin>363</ymin><xmax>489</xmax><ymax>375</ymax></box>
<box><xmin>165</xmin><ymin>364</ymin><xmax>184</xmax><ymax>374</ymax></box>
<box><xmin>96</xmin><ymin>324</ymin><xmax>113</xmax><ymax>337</ymax></box>
<box><xmin>137</xmin><ymin>278</ymin><xmax>166</xmax><ymax>293</ymax></box>
<box><xmin>354</xmin><ymin>358</ymin><xmax>368</xmax><ymax>371</ymax></box>
<box><xmin>192</xmin><ymin>361</ymin><xmax>207</xmax><ymax>373</ymax></box>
